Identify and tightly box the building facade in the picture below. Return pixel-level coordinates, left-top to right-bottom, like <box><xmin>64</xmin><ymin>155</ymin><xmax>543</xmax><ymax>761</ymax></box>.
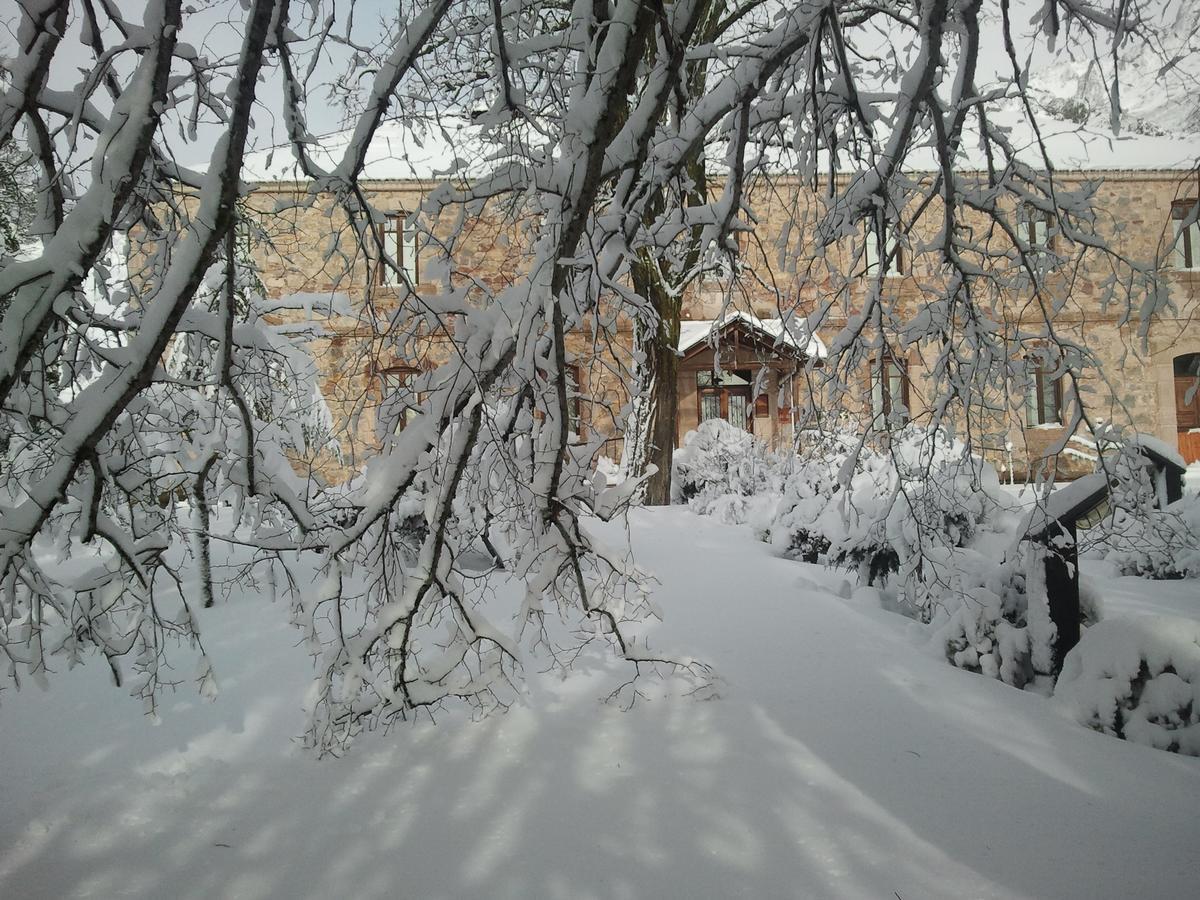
<box><xmin>243</xmin><ymin>165</ymin><xmax>1200</xmax><ymax>482</ymax></box>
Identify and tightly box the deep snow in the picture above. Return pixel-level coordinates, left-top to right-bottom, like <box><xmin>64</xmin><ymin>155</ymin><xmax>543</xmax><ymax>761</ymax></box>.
<box><xmin>2</xmin><ymin>507</ymin><xmax>1198</xmax><ymax>899</ymax></box>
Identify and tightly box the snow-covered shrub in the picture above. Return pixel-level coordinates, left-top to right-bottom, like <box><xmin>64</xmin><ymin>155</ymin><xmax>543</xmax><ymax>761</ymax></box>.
<box><xmin>768</xmin><ymin>428</ymin><xmax>858</xmax><ymax>562</ymax></box>
<box><xmin>769</xmin><ymin>427</ymin><xmax>904</xmax><ymax>580</ymax></box>
<box><xmin>930</xmin><ymin>542</ymin><xmax>1060</xmax><ymax>689</ymax></box>
<box><xmin>1099</xmin><ymin>493</ymin><xmax>1200</xmax><ymax>579</ymax></box>
<box><xmin>820</xmin><ymin>451</ymin><xmax>900</xmax><ymax>584</ymax></box>
<box><xmin>1073</xmin><ymin>431</ymin><xmax>1199</xmax><ymax>578</ymax></box>
<box><xmin>672</xmin><ymin>419</ymin><xmax>783</xmax><ymax>524</ymax></box>
<box><xmin>769</xmin><ymin>426</ymin><xmax>1001</xmax><ymax>590</ymax></box>
<box><xmin>1055</xmin><ymin>616</ymin><xmax>1200</xmax><ymax>756</ymax></box>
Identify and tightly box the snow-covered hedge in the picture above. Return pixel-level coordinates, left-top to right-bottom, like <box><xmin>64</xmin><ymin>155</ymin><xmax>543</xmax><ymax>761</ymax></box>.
<box><xmin>768</xmin><ymin>426</ymin><xmax>1001</xmax><ymax>589</ymax></box>
<box><xmin>672</xmin><ymin>419</ymin><xmax>783</xmax><ymax>526</ymax></box>
<box><xmin>766</xmin><ymin>428</ymin><xmax>855</xmax><ymax>562</ymax></box>
<box><xmin>763</xmin><ymin>426</ymin><xmax>1082</xmax><ymax>688</ymax></box>
<box><xmin>1055</xmin><ymin>616</ymin><xmax>1200</xmax><ymax>756</ymax></box>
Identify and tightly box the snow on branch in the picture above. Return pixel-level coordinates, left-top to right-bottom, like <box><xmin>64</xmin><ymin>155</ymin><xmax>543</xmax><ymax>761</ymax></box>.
<box><xmin>0</xmin><ymin>0</ymin><xmax>1185</xmax><ymax>751</ymax></box>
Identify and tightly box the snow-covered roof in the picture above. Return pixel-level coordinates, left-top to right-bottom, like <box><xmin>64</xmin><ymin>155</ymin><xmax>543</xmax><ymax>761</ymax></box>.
<box><xmin>1129</xmin><ymin>433</ymin><xmax>1187</xmax><ymax>472</ymax></box>
<box><xmin>1022</xmin><ymin>472</ymin><xmax>1111</xmax><ymax>538</ymax></box>
<box><xmin>743</xmin><ymin>36</ymin><xmax>1200</xmax><ymax>174</ymax></box>
<box><xmin>952</xmin><ymin>100</ymin><xmax>1198</xmax><ymax>172</ymax></box>
<box><xmin>236</xmin><ymin>117</ymin><xmax>493</xmax><ymax>183</ymax></box>
<box><xmin>677</xmin><ymin>311</ymin><xmax>827</xmax><ymax>360</ymax></box>
<box><xmin>742</xmin><ymin>98</ymin><xmax>1198</xmax><ymax>176</ymax></box>
<box><xmin>238</xmin><ymin>83</ymin><xmax>1198</xmax><ymax>187</ymax></box>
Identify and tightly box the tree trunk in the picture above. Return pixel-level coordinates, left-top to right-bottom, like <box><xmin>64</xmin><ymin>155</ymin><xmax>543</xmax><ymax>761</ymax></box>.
<box><xmin>192</xmin><ymin>454</ymin><xmax>218</xmax><ymax>609</ymax></box>
<box><xmin>625</xmin><ymin>254</ymin><xmax>682</xmax><ymax>506</ymax></box>
<box><xmin>617</xmin><ymin>0</ymin><xmax>719</xmax><ymax>505</ymax></box>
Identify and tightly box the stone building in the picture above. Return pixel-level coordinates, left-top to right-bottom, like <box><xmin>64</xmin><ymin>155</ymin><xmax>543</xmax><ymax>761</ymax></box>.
<box><xmin>238</xmin><ymin>122</ymin><xmax>1200</xmax><ymax>482</ymax></box>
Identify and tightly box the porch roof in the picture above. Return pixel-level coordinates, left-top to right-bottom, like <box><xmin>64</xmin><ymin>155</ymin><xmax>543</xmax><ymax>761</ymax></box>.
<box><xmin>677</xmin><ymin>312</ymin><xmax>827</xmax><ymax>361</ymax></box>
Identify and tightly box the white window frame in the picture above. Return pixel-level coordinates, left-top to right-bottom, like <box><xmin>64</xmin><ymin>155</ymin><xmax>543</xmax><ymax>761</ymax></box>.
<box><xmin>378</xmin><ymin>365</ymin><xmax>421</xmax><ymax>436</ymax></box>
<box><xmin>1016</xmin><ymin>206</ymin><xmax>1053</xmax><ymax>255</ymax></box>
<box><xmin>378</xmin><ymin>212</ymin><xmax>419</xmax><ymax>285</ymax></box>
<box><xmin>870</xmin><ymin>354</ymin><xmax>910</xmax><ymax>423</ymax></box>
<box><xmin>863</xmin><ymin>224</ymin><xmax>902</xmax><ymax>277</ymax></box>
<box><xmin>565</xmin><ymin>362</ymin><xmax>583</xmax><ymax>440</ymax></box>
<box><xmin>1024</xmin><ymin>356</ymin><xmax>1063</xmax><ymax>427</ymax></box>
<box><xmin>1169</xmin><ymin>200</ymin><xmax>1199</xmax><ymax>270</ymax></box>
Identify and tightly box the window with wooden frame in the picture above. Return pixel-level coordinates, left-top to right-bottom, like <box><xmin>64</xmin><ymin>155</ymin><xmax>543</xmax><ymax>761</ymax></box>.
<box><xmin>1024</xmin><ymin>356</ymin><xmax>1063</xmax><ymax>427</ymax></box>
<box><xmin>1016</xmin><ymin>203</ymin><xmax>1055</xmax><ymax>255</ymax></box>
<box><xmin>375</xmin><ymin>211</ymin><xmax>419</xmax><ymax>285</ymax></box>
<box><xmin>377</xmin><ymin>364</ymin><xmax>421</xmax><ymax>435</ymax></box>
<box><xmin>697</xmin><ymin>368</ymin><xmax>753</xmax><ymax>431</ymax></box>
<box><xmin>1169</xmin><ymin>199</ymin><xmax>1200</xmax><ymax>270</ymax></box>
<box><xmin>863</xmin><ymin>222</ymin><xmax>903</xmax><ymax>277</ymax></box>
<box><xmin>870</xmin><ymin>354</ymin><xmax>909</xmax><ymax>423</ymax></box>
<box><xmin>1173</xmin><ymin>353</ymin><xmax>1200</xmax><ymax>431</ymax></box>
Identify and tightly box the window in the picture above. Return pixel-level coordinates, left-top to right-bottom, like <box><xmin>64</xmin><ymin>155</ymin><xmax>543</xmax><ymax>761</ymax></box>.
<box><xmin>1174</xmin><ymin>353</ymin><xmax>1200</xmax><ymax>431</ymax></box>
<box><xmin>863</xmin><ymin>222</ymin><xmax>903</xmax><ymax>277</ymax></box>
<box><xmin>1024</xmin><ymin>357</ymin><xmax>1062</xmax><ymax>427</ymax></box>
<box><xmin>1017</xmin><ymin>204</ymin><xmax>1054</xmax><ymax>254</ymax></box>
<box><xmin>697</xmin><ymin>369</ymin><xmax>753</xmax><ymax>431</ymax></box>
<box><xmin>376</xmin><ymin>212</ymin><xmax>419</xmax><ymax>285</ymax></box>
<box><xmin>870</xmin><ymin>354</ymin><xmax>909</xmax><ymax>423</ymax></box>
<box><xmin>378</xmin><ymin>365</ymin><xmax>420</xmax><ymax>435</ymax></box>
<box><xmin>1169</xmin><ymin>199</ymin><xmax>1199</xmax><ymax>270</ymax></box>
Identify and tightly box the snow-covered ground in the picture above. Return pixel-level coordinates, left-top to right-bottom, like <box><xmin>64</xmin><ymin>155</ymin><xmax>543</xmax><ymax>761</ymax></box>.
<box><xmin>2</xmin><ymin>507</ymin><xmax>1198</xmax><ymax>900</ymax></box>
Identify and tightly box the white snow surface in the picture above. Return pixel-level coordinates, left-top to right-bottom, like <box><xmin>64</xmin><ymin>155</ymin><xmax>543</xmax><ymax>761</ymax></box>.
<box><xmin>2</xmin><ymin>507</ymin><xmax>1199</xmax><ymax>899</ymax></box>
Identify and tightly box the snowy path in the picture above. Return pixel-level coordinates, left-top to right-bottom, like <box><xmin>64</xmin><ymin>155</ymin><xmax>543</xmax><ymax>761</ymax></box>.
<box><xmin>2</xmin><ymin>507</ymin><xmax>1198</xmax><ymax>899</ymax></box>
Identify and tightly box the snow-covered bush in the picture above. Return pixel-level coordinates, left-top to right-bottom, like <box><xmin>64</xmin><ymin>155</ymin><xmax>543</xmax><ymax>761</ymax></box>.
<box><xmin>1098</xmin><ymin>494</ymin><xmax>1200</xmax><ymax>579</ymax></box>
<box><xmin>930</xmin><ymin>542</ymin><xmax>1061</xmax><ymax>689</ymax></box>
<box><xmin>769</xmin><ymin>426</ymin><xmax>1001</xmax><ymax>590</ymax></box>
<box><xmin>1071</xmin><ymin>433</ymin><xmax>1200</xmax><ymax>579</ymax></box>
<box><xmin>767</xmin><ymin>428</ymin><xmax>857</xmax><ymax>562</ymax></box>
<box><xmin>672</xmin><ymin>419</ymin><xmax>783</xmax><ymax>525</ymax></box>
<box><xmin>1055</xmin><ymin>616</ymin><xmax>1200</xmax><ymax>756</ymax></box>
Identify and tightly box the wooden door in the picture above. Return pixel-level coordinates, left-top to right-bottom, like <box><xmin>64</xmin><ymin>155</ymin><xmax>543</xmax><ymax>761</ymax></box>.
<box><xmin>699</xmin><ymin>387</ymin><xmax>753</xmax><ymax>432</ymax></box>
<box><xmin>1175</xmin><ymin>375</ymin><xmax>1200</xmax><ymax>463</ymax></box>
<box><xmin>726</xmin><ymin>388</ymin><xmax>752</xmax><ymax>433</ymax></box>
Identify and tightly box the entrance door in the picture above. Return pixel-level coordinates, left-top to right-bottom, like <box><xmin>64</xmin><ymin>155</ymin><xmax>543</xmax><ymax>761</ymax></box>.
<box><xmin>698</xmin><ymin>369</ymin><xmax>754</xmax><ymax>432</ymax></box>
<box><xmin>1175</xmin><ymin>353</ymin><xmax>1200</xmax><ymax>463</ymax></box>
